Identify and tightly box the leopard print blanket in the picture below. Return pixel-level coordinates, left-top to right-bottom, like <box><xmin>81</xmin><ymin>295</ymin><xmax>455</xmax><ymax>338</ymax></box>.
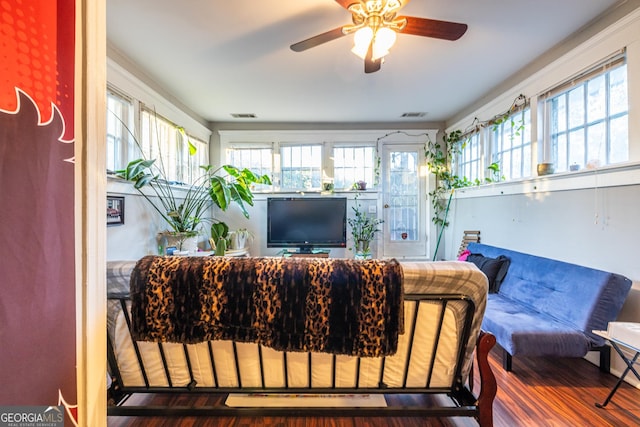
<box><xmin>130</xmin><ymin>255</ymin><xmax>404</xmax><ymax>357</ymax></box>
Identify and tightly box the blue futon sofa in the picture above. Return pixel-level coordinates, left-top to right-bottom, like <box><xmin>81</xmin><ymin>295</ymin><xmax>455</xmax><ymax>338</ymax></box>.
<box><xmin>466</xmin><ymin>243</ymin><xmax>632</xmax><ymax>372</ymax></box>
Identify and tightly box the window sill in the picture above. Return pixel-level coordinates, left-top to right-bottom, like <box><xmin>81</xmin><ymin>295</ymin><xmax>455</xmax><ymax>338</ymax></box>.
<box><xmin>454</xmin><ymin>162</ymin><xmax>640</xmax><ymax>199</ymax></box>
<box><xmin>107</xmin><ymin>174</ymin><xmax>194</xmax><ymax>196</ymax></box>
<box><xmin>251</xmin><ymin>189</ymin><xmax>379</xmax><ymax>201</ymax></box>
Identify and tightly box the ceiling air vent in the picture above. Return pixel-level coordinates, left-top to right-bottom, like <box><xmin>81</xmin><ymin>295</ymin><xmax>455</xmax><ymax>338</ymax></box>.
<box><xmin>230</xmin><ymin>113</ymin><xmax>257</xmax><ymax>119</ymax></box>
<box><xmin>401</xmin><ymin>112</ymin><xmax>427</xmax><ymax>118</ymax></box>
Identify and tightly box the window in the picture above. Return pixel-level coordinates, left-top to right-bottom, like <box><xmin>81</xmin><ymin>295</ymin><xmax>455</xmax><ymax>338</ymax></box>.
<box><xmin>140</xmin><ymin>108</ymin><xmax>208</xmax><ymax>185</ymax></box>
<box><xmin>226</xmin><ymin>146</ymin><xmax>273</xmax><ymax>191</ymax></box>
<box><xmin>106</xmin><ymin>90</ymin><xmax>134</xmax><ymax>172</ymax></box>
<box><xmin>280</xmin><ymin>144</ymin><xmax>322</xmax><ymax>190</ymax></box>
<box><xmin>333</xmin><ymin>145</ymin><xmax>377</xmax><ymax>190</ymax></box>
<box><xmin>492</xmin><ymin>108</ymin><xmax>532</xmax><ymax>180</ymax></box>
<box><xmin>544</xmin><ymin>58</ymin><xmax>628</xmax><ymax>172</ymax></box>
<box><xmin>455</xmin><ymin>132</ymin><xmax>482</xmax><ymax>183</ymax></box>
<box><xmin>388</xmin><ymin>150</ymin><xmax>419</xmax><ymax>241</ymax></box>
<box><xmin>185</xmin><ymin>134</ymin><xmax>209</xmax><ymax>184</ymax></box>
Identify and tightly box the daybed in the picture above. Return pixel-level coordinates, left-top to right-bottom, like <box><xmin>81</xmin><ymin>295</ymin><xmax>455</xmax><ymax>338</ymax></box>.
<box><xmin>107</xmin><ymin>256</ymin><xmax>496</xmax><ymax>426</ymax></box>
<box><xmin>466</xmin><ymin>243</ymin><xmax>632</xmax><ymax>372</ymax></box>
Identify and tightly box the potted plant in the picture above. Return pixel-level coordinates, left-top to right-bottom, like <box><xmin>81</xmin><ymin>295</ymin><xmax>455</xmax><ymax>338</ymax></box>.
<box><xmin>348</xmin><ymin>198</ymin><xmax>383</xmax><ymax>259</ymax></box>
<box><xmin>209</xmin><ymin>222</ymin><xmax>229</xmax><ymax>256</ymax></box>
<box><xmin>230</xmin><ymin>228</ymin><xmax>254</xmax><ymax>250</ymax></box>
<box><xmin>116</xmin><ymin>126</ymin><xmax>270</xmax><ymax>252</ymax></box>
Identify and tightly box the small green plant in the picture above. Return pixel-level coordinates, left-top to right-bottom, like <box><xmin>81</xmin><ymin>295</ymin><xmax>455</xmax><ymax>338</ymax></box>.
<box><xmin>486</xmin><ymin>161</ymin><xmax>504</xmax><ymax>182</ymax></box>
<box><xmin>209</xmin><ymin>222</ymin><xmax>229</xmax><ymax>255</ymax></box>
<box><xmin>347</xmin><ymin>197</ymin><xmax>384</xmax><ymax>257</ymax></box>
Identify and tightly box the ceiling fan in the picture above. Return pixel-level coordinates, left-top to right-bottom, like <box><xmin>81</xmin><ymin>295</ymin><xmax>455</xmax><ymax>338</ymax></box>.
<box><xmin>290</xmin><ymin>0</ymin><xmax>468</xmax><ymax>73</ymax></box>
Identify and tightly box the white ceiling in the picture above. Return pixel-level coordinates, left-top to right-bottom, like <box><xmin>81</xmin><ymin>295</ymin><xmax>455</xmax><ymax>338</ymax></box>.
<box><xmin>107</xmin><ymin>0</ymin><xmax>624</xmax><ymax>125</ymax></box>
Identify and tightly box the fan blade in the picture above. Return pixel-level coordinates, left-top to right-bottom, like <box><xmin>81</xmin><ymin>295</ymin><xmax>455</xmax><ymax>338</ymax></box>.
<box><xmin>364</xmin><ymin>42</ymin><xmax>382</xmax><ymax>74</ymax></box>
<box><xmin>290</xmin><ymin>27</ymin><xmax>347</xmax><ymax>52</ymax></box>
<box><xmin>334</xmin><ymin>0</ymin><xmax>358</xmax><ymax>10</ymax></box>
<box><xmin>398</xmin><ymin>16</ymin><xmax>468</xmax><ymax>40</ymax></box>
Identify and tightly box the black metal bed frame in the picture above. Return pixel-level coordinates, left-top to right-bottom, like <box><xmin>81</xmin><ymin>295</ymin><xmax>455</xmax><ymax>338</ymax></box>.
<box><xmin>107</xmin><ymin>293</ymin><xmax>497</xmax><ymax>426</ymax></box>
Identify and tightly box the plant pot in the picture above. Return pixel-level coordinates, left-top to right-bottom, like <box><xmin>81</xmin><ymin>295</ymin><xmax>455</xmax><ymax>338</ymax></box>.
<box><xmin>159</xmin><ymin>231</ymin><xmax>199</xmax><ymax>254</ymax></box>
<box><xmin>536</xmin><ymin>163</ymin><xmax>555</xmax><ymax>176</ymax></box>
<box><xmin>355</xmin><ymin>240</ymin><xmax>372</xmax><ymax>259</ymax></box>
<box><xmin>322</xmin><ymin>182</ymin><xmax>334</xmax><ymax>192</ymax></box>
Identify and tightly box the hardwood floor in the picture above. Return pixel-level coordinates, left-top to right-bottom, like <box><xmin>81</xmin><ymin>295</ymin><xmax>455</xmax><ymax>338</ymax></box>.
<box><xmin>108</xmin><ymin>347</ymin><xmax>640</xmax><ymax>426</ymax></box>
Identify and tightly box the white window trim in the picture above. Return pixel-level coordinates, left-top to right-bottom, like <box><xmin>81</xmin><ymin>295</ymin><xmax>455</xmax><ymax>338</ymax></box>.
<box><xmin>454</xmin><ymin>161</ymin><xmax>640</xmax><ymax>199</ymax></box>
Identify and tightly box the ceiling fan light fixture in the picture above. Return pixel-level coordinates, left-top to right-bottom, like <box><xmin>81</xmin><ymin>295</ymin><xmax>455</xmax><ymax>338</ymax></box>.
<box><xmin>351</xmin><ymin>26</ymin><xmax>374</xmax><ymax>59</ymax></box>
<box><xmin>372</xmin><ymin>27</ymin><xmax>396</xmax><ymax>60</ymax></box>
<box><xmin>290</xmin><ymin>1</ymin><xmax>468</xmax><ymax>74</ymax></box>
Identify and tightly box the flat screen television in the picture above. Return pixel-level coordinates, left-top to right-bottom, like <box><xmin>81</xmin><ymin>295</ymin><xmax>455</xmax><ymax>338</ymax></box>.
<box><xmin>267</xmin><ymin>197</ymin><xmax>347</xmax><ymax>253</ymax></box>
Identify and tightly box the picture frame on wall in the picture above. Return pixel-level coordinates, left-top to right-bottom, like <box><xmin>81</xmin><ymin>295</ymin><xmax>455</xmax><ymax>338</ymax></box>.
<box><xmin>107</xmin><ymin>196</ymin><xmax>125</xmax><ymax>226</ymax></box>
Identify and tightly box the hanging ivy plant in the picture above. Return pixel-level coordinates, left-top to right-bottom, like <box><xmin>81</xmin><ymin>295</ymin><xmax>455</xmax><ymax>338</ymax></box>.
<box><xmin>424</xmin><ymin>130</ymin><xmax>471</xmax><ymax>228</ymax></box>
<box><xmin>425</xmin><ymin>131</ymin><xmax>506</xmax><ymax>227</ymax></box>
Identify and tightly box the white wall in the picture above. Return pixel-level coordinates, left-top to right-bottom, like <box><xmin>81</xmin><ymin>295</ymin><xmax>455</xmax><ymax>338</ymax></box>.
<box><xmin>107</xmin><ymin>179</ymin><xmax>170</xmax><ymax>260</ymax></box>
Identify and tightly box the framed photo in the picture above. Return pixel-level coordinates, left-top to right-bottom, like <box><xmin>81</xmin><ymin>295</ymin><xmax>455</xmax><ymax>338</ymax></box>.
<box><xmin>107</xmin><ymin>196</ymin><xmax>125</xmax><ymax>226</ymax></box>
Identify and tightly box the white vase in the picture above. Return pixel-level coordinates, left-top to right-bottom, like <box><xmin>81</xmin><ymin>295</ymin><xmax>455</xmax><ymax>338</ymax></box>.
<box><xmin>235</xmin><ymin>233</ymin><xmax>247</xmax><ymax>250</ymax></box>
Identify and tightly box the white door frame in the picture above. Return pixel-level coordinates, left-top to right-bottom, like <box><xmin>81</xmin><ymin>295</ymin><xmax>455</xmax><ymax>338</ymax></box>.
<box><xmin>377</xmin><ymin>130</ymin><xmax>436</xmax><ymax>260</ymax></box>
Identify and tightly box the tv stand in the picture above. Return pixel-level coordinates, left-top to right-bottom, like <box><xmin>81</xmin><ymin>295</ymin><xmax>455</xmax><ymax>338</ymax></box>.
<box><xmin>290</xmin><ymin>252</ymin><xmax>329</xmax><ymax>258</ymax></box>
<box><xmin>281</xmin><ymin>248</ymin><xmax>331</xmax><ymax>258</ymax></box>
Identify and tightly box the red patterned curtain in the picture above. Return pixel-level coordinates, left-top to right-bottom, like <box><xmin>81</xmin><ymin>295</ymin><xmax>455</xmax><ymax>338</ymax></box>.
<box><xmin>0</xmin><ymin>0</ymin><xmax>77</xmax><ymax>423</ymax></box>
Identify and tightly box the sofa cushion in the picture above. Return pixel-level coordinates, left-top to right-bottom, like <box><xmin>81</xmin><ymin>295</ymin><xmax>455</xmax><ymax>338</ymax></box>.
<box><xmin>466</xmin><ymin>253</ymin><xmax>510</xmax><ymax>293</ymax></box>
<box><xmin>482</xmin><ymin>294</ymin><xmax>590</xmax><ymax>357</ymax></box>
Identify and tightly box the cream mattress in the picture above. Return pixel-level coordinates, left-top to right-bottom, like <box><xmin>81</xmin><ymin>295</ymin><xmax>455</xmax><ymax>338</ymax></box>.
<box><xmin>107</xmin><ymin>260</ymin><xmax>487</xmax><ymax>391</ymax></box>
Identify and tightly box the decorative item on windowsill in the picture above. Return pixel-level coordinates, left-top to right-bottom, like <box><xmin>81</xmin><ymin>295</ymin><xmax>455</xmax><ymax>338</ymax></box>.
<box><xmin>353</xmin><ymin>180</ymin><xmax>367</xmax><ymax>191</ymax></box>
<box><xmin>114</xmin><ymin>114</ymin><xmax>271</xmax><ymax>254</ymax></box>
<box><xmin>348</xmin><ymin>196</ymin><xmax>383</xmax><ymax>260</ymax></box>
<box><xmin>536</xmin><ymin>162</ymin><xmax>555</xmax><ymax>176</ymax></box>
<box><xmin>322</xmin><ymin>181</ymin><xmax>335</xmax><ymax>194</ymax></box>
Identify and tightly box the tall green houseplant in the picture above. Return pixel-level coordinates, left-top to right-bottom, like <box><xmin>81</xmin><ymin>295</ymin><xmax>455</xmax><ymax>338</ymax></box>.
<box><xmin>118</xmin><ymin>160</ymin><xmax>270</xmax><ymax>234</ymax></box>
<box><xmin>115</xmin><ymin>122</ymin><xmax>270</xmax><ymax>250</ymax></box>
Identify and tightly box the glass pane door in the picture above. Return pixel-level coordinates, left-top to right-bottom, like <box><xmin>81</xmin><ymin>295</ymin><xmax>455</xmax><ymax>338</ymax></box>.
<box><xmin>382</xmin><ymin>145</ymin><xmax>427</xmax><ymax>259</ymax></box>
